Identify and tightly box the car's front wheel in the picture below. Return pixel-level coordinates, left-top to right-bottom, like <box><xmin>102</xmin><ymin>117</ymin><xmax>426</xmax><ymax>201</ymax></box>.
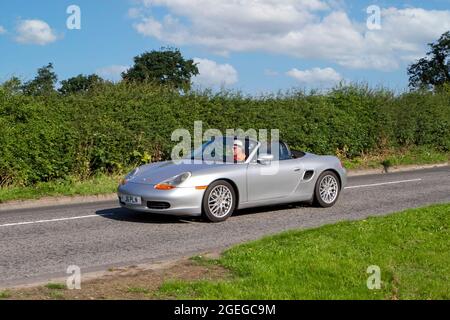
<box><xmin>313</xmin><ymin>171</ymin><xmax>341</xmax><ymax>207</ymax></box>
<box><xmin>202</xmin><ymin>180</ymin><xmax>236</xmax><ymax>222</ymax></box>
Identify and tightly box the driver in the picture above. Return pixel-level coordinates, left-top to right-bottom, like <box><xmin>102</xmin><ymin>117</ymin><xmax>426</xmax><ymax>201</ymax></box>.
<box><xmin>233</xmin><ymin>140</ymin><xmax>246</xmax><ymax>162</ymax></box>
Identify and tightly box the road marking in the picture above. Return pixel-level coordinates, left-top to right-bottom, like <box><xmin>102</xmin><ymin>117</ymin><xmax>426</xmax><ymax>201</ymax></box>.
<box><xmin>0</xmin><ymin>213</ymin><xmax>113</xmax><ymax>228</ymax></box>
<box><xmin>345</xmin><ymin>178</ymin><xmax>422</xmax><ymax>190</ymax></box>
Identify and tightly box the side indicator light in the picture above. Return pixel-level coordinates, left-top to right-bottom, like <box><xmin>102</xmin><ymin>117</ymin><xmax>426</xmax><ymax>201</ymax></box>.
<box><xmin>195</xmin><ymin>186</ymin><xmax>208</xmax><ymax>190</ymax></box>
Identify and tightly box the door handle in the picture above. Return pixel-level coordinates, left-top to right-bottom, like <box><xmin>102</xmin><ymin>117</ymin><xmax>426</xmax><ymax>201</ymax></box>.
<box><xmin>294</xmin><ymin>168</ymin><xmax>301</xmax><ymax>172</ymax></box>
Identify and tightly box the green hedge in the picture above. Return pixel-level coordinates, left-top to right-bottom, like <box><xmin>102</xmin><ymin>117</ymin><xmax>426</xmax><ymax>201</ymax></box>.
<box><xmin>0</xmin><ymin>83</ymin><xmax>449</xmax><ymax>186</ymax></box>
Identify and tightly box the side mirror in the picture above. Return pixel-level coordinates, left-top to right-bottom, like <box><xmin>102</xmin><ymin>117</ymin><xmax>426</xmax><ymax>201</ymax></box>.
<box><xmin>257</xmin><ymin>153</ymin><xmax>274</xmax><ymax>165</ymax></box>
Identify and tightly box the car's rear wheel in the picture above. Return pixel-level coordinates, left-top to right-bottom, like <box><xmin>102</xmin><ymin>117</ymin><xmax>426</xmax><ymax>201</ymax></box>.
<box><xmin>313</xmin><ymin>171</ymin><xmax>341</xmax><ymax>207</ymax></box>
<box><xmin>202</xmin><ymin>180</ymin><xmax>236</xmax><ymax>222</ymax></box>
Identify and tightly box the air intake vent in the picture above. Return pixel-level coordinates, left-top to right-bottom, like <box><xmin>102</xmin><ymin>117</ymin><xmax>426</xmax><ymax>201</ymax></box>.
<box><xmin>147</xmin><ymin>201</ymin><xmax>171</xmax><ymax>210</ymax></box>
<box><xmin>303</xmin><ymin>170</ymin><xmax>314</xmax><ymax>180</ymax></box>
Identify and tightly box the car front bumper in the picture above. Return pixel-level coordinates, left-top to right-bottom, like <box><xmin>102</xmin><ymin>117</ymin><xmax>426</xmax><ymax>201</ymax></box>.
<box><xmin>117</xmin><ymin>182</ymin><xmax>204</xmax><ymax>216</ymax></box>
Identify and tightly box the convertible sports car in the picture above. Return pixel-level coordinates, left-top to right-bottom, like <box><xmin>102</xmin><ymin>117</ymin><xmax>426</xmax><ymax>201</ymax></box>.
<box><xmin>118</xmin><ymin>136</ymin><xmax>347</xmax><ymax>222</ymax></box>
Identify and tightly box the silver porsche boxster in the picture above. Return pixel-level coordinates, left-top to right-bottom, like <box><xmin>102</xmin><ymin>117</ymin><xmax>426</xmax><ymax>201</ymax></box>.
<box><xmin>118</xmin><ymin>136</ymin><xmax>346</xmax><ymax>222</ymax></box>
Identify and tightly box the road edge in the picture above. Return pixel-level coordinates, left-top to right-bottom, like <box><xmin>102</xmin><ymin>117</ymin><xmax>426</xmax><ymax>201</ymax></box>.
<box><xmin>0</xmin><ymin>193</ymin><xmax>117</xmax><ymax>212</ymax></box>
<box><xmin>0</xmin><ymin>162</ymin><xmax>448</xmax><ymax>212</ymax></box>
<box><xmin>346</xmin><ymin>162</ymin><xmax>449</xmax><ymax>176</ymax></box>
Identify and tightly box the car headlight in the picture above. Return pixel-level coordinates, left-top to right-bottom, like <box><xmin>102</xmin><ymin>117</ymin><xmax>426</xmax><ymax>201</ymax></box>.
<box><xmin>154</xmin><ymin>172</ymin><xmax>191</xmax><ymax>190</ymax></box>
<box><xmin>120</xmin><ymin>168</ymin><xmax>139</xmax><ymax>185</ymax></box>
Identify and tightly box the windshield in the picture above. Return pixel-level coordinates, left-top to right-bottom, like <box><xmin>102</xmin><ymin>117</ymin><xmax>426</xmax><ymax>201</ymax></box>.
<box><xmin>191</xmin><ymin>137</ymin><xmax>258</xmax><ymax>163</ymax></box>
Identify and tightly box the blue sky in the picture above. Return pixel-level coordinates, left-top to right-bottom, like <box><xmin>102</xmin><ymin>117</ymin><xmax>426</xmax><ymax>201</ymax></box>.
<box><xmin>0</xmin><ymin>0</ymin><xmax>449</xmax><ymax>94</ymax></box>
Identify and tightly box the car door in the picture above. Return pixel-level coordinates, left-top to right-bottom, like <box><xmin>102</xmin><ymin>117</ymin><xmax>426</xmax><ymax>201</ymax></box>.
<box><xmin>246</xmin><ymin>142</ymin><xmax>304</xmax><ymax>202</ymax></box>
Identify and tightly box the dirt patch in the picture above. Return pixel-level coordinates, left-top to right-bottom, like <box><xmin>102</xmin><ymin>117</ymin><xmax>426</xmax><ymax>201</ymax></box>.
<box><xmin>0</xmin><ymin>258</ymin><xmax>230</xmax><ymax>300</ymax></box>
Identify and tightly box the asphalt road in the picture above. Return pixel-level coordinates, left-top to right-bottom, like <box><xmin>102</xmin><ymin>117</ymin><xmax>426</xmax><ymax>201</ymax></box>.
<box><xmin>1</xmin><ymin>167</ymin><xmax>449</xmax><ymax>287</ymax></box>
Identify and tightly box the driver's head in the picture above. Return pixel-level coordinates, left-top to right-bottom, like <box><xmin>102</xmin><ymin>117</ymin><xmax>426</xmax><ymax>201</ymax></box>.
<box><xmin>233</xmin><ymin>140</ymin><xmax>246</xmax><ymax>161</ymax></box>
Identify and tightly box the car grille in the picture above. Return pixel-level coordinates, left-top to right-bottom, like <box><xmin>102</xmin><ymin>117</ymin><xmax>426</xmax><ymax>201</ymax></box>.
<box><xmin>147</xmin><ymin>201</ymin><xmax>171</xmax><ymax>210</ymax></box>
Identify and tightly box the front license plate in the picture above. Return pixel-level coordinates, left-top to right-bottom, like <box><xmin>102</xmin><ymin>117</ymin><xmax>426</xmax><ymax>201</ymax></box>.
<box><xmin>120</xmin><ymin>195</ymin><xmax>142</xmax><ymax>205</ymax></box>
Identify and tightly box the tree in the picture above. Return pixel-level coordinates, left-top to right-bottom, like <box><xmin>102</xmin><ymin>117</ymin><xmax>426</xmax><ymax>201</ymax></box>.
<box><xmin>59</xmin><ymin>74</ymin><xmax>104</xmax><ymax>95</ymax></box>
<box><xmin>22</xmin><ymin>63</ymin><xmax>58</xmax><ymax>95</ymax></box>
<box><xmin>408</xmin><ymin>31</ymin><xmax>450</xmax><ymax>90</ymax></box>
<box><xmin>1</xmin><ymin>77</ymin><xmax>22</xmax><ymax>94</ymax></box>
<box><xmin>122</xmin><ymin>48</ymin><xmax>199</xmax><ymax>91</ymax></box>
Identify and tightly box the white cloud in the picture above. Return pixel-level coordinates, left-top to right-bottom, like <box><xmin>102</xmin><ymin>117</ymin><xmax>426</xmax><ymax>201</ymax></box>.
<box><xmin>131</xmin><ymin>1</ymin><xmax>450</xmax><ymax>71</ymax></box>
<box><xmin>193</xmin><ymin>58</ymin><xmax>238</xmax><ymax>87</ymax></box>
<box><xmin>0</xmin><ymin>26</ymin><xmax>6</xmax><ymax>34</ymax></box>
<box><xmin>96</xmin><ymin>65</ymin><xmax>129</xmax><ymax>81</ymax></box>
<box><xmin>134</xmin><ymin>17</ymin><xmax>163</xmax><ymax>39</ymax></box>
<box><xmin>134</xmin><ymin>0</ymin><xmax>328</xmax><ymax>48</ymax></box>
<box><xmin>287</xmin><ymin>67</ymin><xmax>342</xmax><ymax>85</ymax></box>
<box><xmin>15</xmin><ymin>19</ymin><xmax>57</xmax><ymax>45</ymax></box>
<box><xmin>128</xmin><ymin>7</ymin><xmax>143</xmax><ymax>19</ymax></box>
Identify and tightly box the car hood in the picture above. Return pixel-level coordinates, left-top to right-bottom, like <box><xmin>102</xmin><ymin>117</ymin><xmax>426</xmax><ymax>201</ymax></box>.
<box><xmin>128</xmin><ymin>161</ymin><xmax>227</xmax><ymax>185</ymax></box>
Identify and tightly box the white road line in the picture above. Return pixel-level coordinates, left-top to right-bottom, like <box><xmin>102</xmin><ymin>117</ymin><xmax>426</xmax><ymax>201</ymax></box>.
<box><xmin>345</xmin><ymin>178</ymin><xmax>422</xmax><ymax>190</ymax></box>
<box><xmin>0</xmin><ymin>213</ymin><xmax>112</xmax><ymax>228</ymax></box>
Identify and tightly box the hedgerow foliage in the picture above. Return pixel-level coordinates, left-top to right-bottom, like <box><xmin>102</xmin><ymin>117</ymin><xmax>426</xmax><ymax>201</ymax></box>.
<box><xmin>0</xmin><ymin>83</ymin><xmax>449</xmax><ymax>186</ymax></box>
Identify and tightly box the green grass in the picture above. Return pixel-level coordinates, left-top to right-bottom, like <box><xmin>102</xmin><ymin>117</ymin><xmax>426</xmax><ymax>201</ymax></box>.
<box><xmin>44</xmin><ymin>283</ymin><xmax>66</xmax><ymax>290</ymax></box>
<box><xmin>189</xmin><ymin>255</ymin><xmax>221</xmax><ymax>267</ymax></box>
<box><xmin>0</xmin><ymin>291</ymin><xmax>11</xmax><ymax>299</ymax></box>
<box><xmin>48</xmin><ymin>291</ymin><xmax>65</xmax><ymax>300</ymax></box>
<box><xmin>159</xmin><ymin>203</ymin><xmax>450</xmax><ymax>300</ymax></box>
<box><xmin>342</xmin><ymin>147</ymin><xmax>449</xmax><ymax>170</ymax></box>
<box><xmin>0</xmin><ymin>174</ymin><xmax>121</xmax><ymax>203</ymax></box>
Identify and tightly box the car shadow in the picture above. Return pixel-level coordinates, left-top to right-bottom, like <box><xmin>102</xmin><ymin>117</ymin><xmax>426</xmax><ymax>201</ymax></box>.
<box><xmin>95</xmin><ymin>207</ymin><xmax>194</xmax><ymax>224</ymax></box>
<box><xmin>95</xmin><ymin>202</ymin><xmax>312</xmax><ymax>224</ymax></box>
<box><xmin>234</xmin><ymin>202</ymin><xmax>311</xmax><ymax>217</ymax></box>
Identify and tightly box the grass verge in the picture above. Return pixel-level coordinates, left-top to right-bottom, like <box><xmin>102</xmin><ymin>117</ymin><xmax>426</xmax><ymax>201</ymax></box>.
<box><xmin>159</xmin><ymin>203</ymin><xmax>450</xmax><ymax>300</ymax></box>
<box><xmin>1</xmin><ymin>261</ymin><xmax>229</xmax><ymax>300</ymax></box>
<box><xmin>0</xmin><ymin>174</ymin><xmax>121</xmax><ymax>203</ymax></box>
<box><xmin>341</xmin><ymin>146</ymin><xmax>449</xmax><ymax>170</ymax></box>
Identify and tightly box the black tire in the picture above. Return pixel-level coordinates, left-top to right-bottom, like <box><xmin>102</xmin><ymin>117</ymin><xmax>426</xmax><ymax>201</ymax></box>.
<box><xmin>202</xmin><ymin>180</ymin><xmax>236</xmax><ymax>222</ymax></box>
<box><xmin>313</xmin><ymin>170</ymin><xmax>341</xmax><ymax>208</ymax></box>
